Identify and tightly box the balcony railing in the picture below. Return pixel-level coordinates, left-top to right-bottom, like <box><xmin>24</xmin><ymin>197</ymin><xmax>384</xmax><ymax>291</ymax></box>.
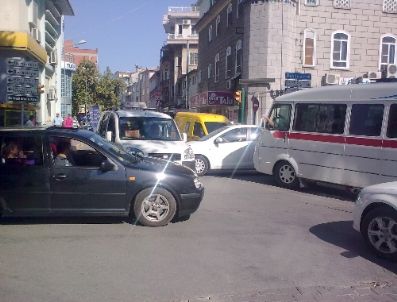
<box><xmin>168</xmin><ymin>6</ymin><xmax>199</xmax><ymax>14</ymax></box>
<box><xmin>167</xmin><ymin>34</ymin><xmax>199</xmax><ymax>43</ymax></box>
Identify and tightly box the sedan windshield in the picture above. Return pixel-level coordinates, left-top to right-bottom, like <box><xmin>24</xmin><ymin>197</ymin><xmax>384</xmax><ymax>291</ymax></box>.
<box><xmin>88</xmin><ymin>132</ymin><xmax>140</xmax><ymax>164</ymax></box>
<box><xmin>204</xmin><ymin>122</ymin><xmax>229</xmax><ymax>134</ymax></box>
<box><xmin>119</xmin><ymin>117</ymin><xmax>181</xmax><ymax>141</ymax></box>
<box><xmin>199</xmin><ymin>126</ymin><xmax>230</xmax><ymax>141</ymax></box>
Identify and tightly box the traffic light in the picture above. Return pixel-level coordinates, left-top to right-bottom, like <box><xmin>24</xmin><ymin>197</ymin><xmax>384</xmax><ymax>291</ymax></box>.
<box><xmin>234</xmin><ymin>90</ymin><xmax>241</xmax><ymax>104</ymax></box>
<box><xmin>37</xmin><ymin>84</ymin><xmax>45</xmax><ymax>94</ymax></box>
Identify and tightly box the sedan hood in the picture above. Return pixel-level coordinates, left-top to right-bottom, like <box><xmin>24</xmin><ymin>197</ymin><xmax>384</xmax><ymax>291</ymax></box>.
<box><xmin>128</xmin><ymin>156</ymin><xmax>196</xmax><ymax>177</ymax></box>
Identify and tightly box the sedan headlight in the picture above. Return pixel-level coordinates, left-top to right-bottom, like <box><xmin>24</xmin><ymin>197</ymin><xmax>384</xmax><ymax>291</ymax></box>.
<box><xmin>194</xmin><ymin>177</ymin><xmax>202</xmax><ymax>189</ymax></box>
<box><xmin>183</xmin><ymin>146</ymin><xmax>195</xmax><ymax>161</ymax></box>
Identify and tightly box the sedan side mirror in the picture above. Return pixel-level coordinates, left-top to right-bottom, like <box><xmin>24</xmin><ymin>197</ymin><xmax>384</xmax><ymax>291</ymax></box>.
<box><xmin>100</xmin><ymin>159</ymin><xmax>115</xmax><ymax>172</ymax></box>
<box><xmin>214</xmin><ymin>137</ymin><xmax>224</xmax><ymax>145</ymax></box>
<box><xmin>182</xmin><ymin>132</ymin><xmax>188</xmax><ymax>142</ymax></box>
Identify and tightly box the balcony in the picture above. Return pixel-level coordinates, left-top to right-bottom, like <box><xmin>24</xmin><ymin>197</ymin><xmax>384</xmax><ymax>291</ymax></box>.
<box><xmin>166</xmin><ymin>34</ymin><xmax>198</xmax><ymax>45</ymax></box>
<box><xmin>163</xmin><ymin>6</ymin><xmax>200</xmax><ymax>30</ymax></box>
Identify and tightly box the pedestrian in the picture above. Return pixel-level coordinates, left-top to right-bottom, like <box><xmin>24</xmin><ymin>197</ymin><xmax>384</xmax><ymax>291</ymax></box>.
<box><xmin>25</xmin><ymin>115</ymin><xmax>36</xmax><ymax>127</ymax></box>
<box><xmin>63</xmin><ymin>114</ymin><xmax>73</xmax><ymax>128</ymax></box>
<box><xmin>53</xmin><ymin>113</ymin><xmax>63</xmax><ymax>127</ymax></box>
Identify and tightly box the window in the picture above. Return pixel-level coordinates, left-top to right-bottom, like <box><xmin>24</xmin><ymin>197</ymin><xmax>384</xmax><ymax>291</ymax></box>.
<box><xmin>214</xmin><ymin>53</ymin><xmax>220</xmax><ymax>83</ymax></box>
<box><xmin>189</xmin><ymin>52</ymin><xmax>198</xmax><ymax>65</ymax></box>
<box><xmin>49</xmin><ymin>137</ymin><xmax>106</xmax><ymax>168</ymax></box>
<box><xmin>305</xmin><ymin>0</ymin><xmax>319</xmax><ymax>6</ymax></box>
<box><xmin>208</xmin><ymin>25</ymin><xmax>213</xmax><ymax>42</ymax></box>
<box><xmin>178</xmin><ymin>24</ymin><xmax>183</xmax><ymax>35</ymax></box>
<box><xmin>208</xmin><ymin>64</ymin><xmax>212</xmax><ymax>79</ymax></box>
<box><xmin>220</xmin><ymin>128</ymin><xmax>247</xmax><ymax>143</ymax></box>
<box><xmin>107</xmin><ymin>114</ymin><xmax>116</xmax><ymax>142</ymax></box>
<box><xmin>331</xmin><ymin>31</ymin><xmax>350</xmax><ymax>69</ymax></box>
<box><xmin>387</xmin><ymin>104</ymin><xmax>397</xmax><ymax>138</ymax></box>
<box><xmin>235</xmin><ymin>40</ymin><xmax>242</xmax><ymax>74</ymax></box>
<box><xmin>0</xmin><ymin>135</ymin><xmax>43</xmax><ymax>167</ymax></box>
<box><xmin>380</xmin><ymin>35</ymin><xmax>396</xmax><ymax>71</ymax></box>
<box><xmin>216</xmin><ymin>15</ymin><xmax>220</xmax><ymax>36</ymax></box>
<box><xmin>333</xmin><ymin>0</ymin><xmax>350</xmax><ymax>9</ymax></box>
<box><xmin>236</xmin><ymin>0</ymin><xmax>243</xmax><ymax>18</ymax></box>
<box><xmin>293</xmin><ymin>104</ymin><xmax>346</xmax><ymax>134</ymax></box>
<box><xmin>184</xmin><ymin>122</ymin><xmax>191</xmax><ymax>134</ymax></box>
<box><xmin>383</xmin><ymin>0</ymin><xmax>397</xmax><ymax>14</ymax></box>
<box><xmin>198</xmin><ymin>69</ymin><xmax>202</xmax><ymax>83</ymax></box>
<box><xmin>303</xmin><ymin>29</ymin><xmax>316</xmax><ymax>66</ymax></box>
<box><xmin>349</xmin><ymin>104</ymin><xmax>384</xmax><ymax>137</ymax></box>
<box><xmin>227</xmin><ymin>4</ymin><xmax>233</xmax><ymax>27</ymax></box>
<box><xmin>225</xmin><ymin>46</ymin><xmax>232</xmax><ymax>78</ymax></box>
<box><xmin>266</xmin><ymin>104</ymin><xmax>292</xmax><ymax>131</ymax></box>
<box><xmin>193</xmin><ymin>122</ymin><xmax>205</xmax><ymax>138</ymax></box>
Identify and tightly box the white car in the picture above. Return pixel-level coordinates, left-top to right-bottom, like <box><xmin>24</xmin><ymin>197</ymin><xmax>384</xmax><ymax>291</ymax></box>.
<box><xmin>189</xmin><ymin>125</ymin><xmax>259</xmax><ymax>176</ymax></box>
<box><xmin>353</xmin><ymin>181</ymin><xmax>397</xmax><ymax>260</ymax></box>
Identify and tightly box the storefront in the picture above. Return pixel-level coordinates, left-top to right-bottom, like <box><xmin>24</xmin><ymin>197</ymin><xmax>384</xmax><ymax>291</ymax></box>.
<box><xmin>0</xmin><ymin>31</ymin><xmax>47</xmax><ymax>127</ymax></box>
<box><xmin>190</xmin><ymin>91</ymin><xmax>239</xmax><ymax>122</ymax></box>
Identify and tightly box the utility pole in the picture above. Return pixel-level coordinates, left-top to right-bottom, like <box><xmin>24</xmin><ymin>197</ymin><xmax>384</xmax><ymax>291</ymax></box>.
<box><xmin>185</xmin><ymin>40</ymin><xmax>190</xmax><ymax>110</ymax></box>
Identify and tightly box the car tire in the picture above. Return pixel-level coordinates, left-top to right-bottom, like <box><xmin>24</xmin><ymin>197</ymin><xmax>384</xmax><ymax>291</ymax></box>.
<box><xmin>362</xmin><ymin>206</ymin><xmax>397</xmax><ymax>261</ymax></box>
<box><xmin>274</xmin><ymin>161</ymin><xmax>299</xmax><ymax>189</ymax></box>
<box><xmin>133</xmin><ymin>187</ymin><xmax>177</xmax><ymax>227</ymax></box>
<box><xmin>195</xmin><ymin>155</ymin><xmax>209</xmax><ymax>176</ymax></box>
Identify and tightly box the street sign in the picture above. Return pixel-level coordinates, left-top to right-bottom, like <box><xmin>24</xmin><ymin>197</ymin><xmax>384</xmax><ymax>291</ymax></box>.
<box><xmin>285</xmin><ymin>72</ymin><xmax>311</xmax><ymax>81</ymax></box>
<box><xmin>284</xmin><ymin>72</ymin><xmax>312</xmax><ymax>93</ymax></box>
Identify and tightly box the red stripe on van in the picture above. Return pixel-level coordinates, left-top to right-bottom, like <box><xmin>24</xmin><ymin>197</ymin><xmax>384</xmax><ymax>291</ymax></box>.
<box><xmin>288</xmin><ymin>132</ymin><xmax>345</xmax><ymax>144</ymax></box>
<box><xmin>345</xmin><ymin>137</ymin><xmax>382</xmax><ymax>147</ymax></box>
<box><xmin>383</xmin><ymin>140</ymin><xmax>397</xmax><ymax>149</ymax></box>
<box><xmin>272</xmin><ymin>131</ymin><xmax>287</xmax><ymax>139</ymax></box>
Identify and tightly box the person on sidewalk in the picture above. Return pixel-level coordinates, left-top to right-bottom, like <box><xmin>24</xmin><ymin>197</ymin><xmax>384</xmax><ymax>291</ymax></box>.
<box><xmin>25</xmin><ymin>115</ymin><xmax>36</xmax><ymax>127</ymax></box>
<box><xmin>53</xmin><ymin>113</ymin><xmax>63</xmax><ymax>127</ymax></box>
<box><xmin>63</xmin><ymin>114</ymin><xmax>73</xmax><ymax>128</ymax></box>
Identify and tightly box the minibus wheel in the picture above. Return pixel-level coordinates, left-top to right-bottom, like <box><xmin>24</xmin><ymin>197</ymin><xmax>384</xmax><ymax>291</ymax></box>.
<box><xmin>362</xmin><ymin>206</ymin><xmax>397</xmax><ymax>261</ymax></box>
<box><xmin>274</xmin><ymin>161</ymin><xmax>299</xmax><ymax>189</ymax></box>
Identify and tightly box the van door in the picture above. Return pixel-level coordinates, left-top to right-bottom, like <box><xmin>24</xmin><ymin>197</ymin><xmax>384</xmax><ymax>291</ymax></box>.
<box><xmin>255</xmin><ymin>104</ymin><xmax>291</xmax><ymax>174</ymax></box>
<box><xmin>0</xmin><ymin>134</ymin><xmax>50</xmax><ymax>215</ymax></box>
<box><xmin>381</xmin><ymin>103</ymin><xmax>397</xmax><ymax>183</ymax></box>
<box><xmin>344</xmin><ymin>104</ymin><xmax>384</xmax><ymax>187</ymax></box>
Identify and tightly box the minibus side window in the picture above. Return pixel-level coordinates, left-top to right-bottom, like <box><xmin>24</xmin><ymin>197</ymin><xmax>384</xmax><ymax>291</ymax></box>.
<box><xmin>349</xmin><ymin>104</ymin><xmax>384</xmax><ymax>137</ymax></box>
<box><xmin>266</xmin><ymin>104</ymin><xmax>291</xmax><ymax>131</ymax></box>
<box><xmin>387</xmin><ymin>104</ymin><xmax>397</xmax><ymax>139</ymax></box>
<box><xmin>293</xmin><ymin>103</ymin><xmax>346</xmax><ymax>134</ymax></box>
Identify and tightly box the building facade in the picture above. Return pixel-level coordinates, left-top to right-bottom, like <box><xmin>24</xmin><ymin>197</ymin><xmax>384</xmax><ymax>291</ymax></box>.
<box><xmin>0</xmin><ymin>0</ymin><xmax>74</xmax><ymax>126</ymax></box>
<box><xmin>159</xmin><ymin>6</ymin><xmax>200</xmax><ymax>112</ymax></box>
<box><xmin>63</xmin><ymin>40</ymin><xmax>98</xmax><ymax>67</ymax></box>
<box><xmin>195</xmin><ymin>0</ymin><xmax>397</xmax><ymax>124</ymax></box>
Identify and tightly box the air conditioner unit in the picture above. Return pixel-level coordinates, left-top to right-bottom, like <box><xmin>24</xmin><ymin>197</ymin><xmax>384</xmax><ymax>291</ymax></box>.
<box><xmin>31</xmin><ymin>27</ymin><xmax>41</xmax><ymax>43</ymax></box>
<box><xmin>47</xmin><ymin>88</ymin><xmax>56</xmax><ymax>101</ymax></box>
<box><xmin>182</xmin><ymin>19</ymin><xmax>191</xmax><ymax>25</ymax></box>
<box><xmin>367</xmin><ymin>71</ymin><xmax>382</xmax><ymax>80</ymax></box>
<box><xmin>325</xmin><ymin>73</ymin><xmax>340</xmax><ymax>85</ymax></box>
<box><xmin>387</xmin><ymin>64</ymin><xmax>397</xmax><ymax>78</ymax></box>
<box><xmin>49</xmin><ymin>51</ymin><xmax>57</xmax><ymax>64</ymax></box>
<box><xmin>226</xmin><ymin>79</ymin><xmax>232</xmax><ymax>89</ymax></box>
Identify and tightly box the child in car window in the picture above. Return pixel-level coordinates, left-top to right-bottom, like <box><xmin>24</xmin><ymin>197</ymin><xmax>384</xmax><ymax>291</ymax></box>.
<box><xmin>54</xmin><ymin>141</ymin><xmax>73</xmax><ymax>166</ymax></box>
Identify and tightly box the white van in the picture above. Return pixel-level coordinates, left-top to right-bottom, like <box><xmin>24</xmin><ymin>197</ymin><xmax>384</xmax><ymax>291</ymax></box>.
<box><xmin>97</xmin><ymin>110</ymin><xmax>196</xmax><ymax>170</ymax></box>
<box><xmin>254</xmin><ymin>83</ymin><xmax>397</xmax><ymax>190</ymax></box>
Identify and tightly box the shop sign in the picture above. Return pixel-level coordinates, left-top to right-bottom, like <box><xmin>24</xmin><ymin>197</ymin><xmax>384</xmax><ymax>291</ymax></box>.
<box><xmin>6</xmin><ymin>57</ymin><xmax>40</xmax><ymax>102</ymax></box>
<box><xmin>207</xmin><ymin>91</ymin><xmax>234</xmax><ymax>106</ymax></box>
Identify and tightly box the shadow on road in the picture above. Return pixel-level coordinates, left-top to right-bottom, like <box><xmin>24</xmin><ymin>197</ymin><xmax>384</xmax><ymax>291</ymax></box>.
<box><xmin>310</xmin><ymin>221</ymin><xmax>397</xmax><ymax>274</ymax></box>
<box><xmin>209</xmin><ymin>171</ymin><xmax>356</xmax><ymax>202</ymax></box>
<box><xmin>0</xmin><ymin>216</ymin><xmax>128</xmax><ymax>225</ymax></box>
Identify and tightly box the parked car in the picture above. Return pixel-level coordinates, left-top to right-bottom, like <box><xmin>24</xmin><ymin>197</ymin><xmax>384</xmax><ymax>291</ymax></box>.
<box><xmin>0</xmin><ymin>127</ymin><xmax>204</xmax><ymax>227</ymax></box>
<box><xmin>189</xmin><ymin>125</ymin><xmax>259</xmax><ymax>176</ymax></box>
<box><xmin>97</xmin><ymin>110</ymin><xmax>196</xmax><ymax>170</ymax></box>
<box><xmin>353</xmin><ymin>181</ymin><xmax>397</xmax><ymax>260</ymax></box>
<box><xmin>175</xmin><ymin>112</ymin><xmax>229</xmax><ymax>141</ymax></box>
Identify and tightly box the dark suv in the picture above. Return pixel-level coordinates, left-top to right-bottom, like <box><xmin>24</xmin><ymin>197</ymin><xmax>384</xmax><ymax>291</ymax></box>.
<box><xmin>0</xmin><ymin>127</ymin><xmax>204</xmax><ymax>227</ymax></box>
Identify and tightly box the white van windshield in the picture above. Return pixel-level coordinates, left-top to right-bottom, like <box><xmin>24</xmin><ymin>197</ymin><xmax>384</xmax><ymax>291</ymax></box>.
<box><xmin>119</xmin><ymin>117</ymin><xmax>181</xmax><ymax>141</ymax></box>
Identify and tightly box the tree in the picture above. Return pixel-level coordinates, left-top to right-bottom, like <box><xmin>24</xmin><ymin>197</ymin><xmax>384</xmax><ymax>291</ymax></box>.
<box><xmin>72</xmin><ymin>60</ymin><xmax>99</xmax><ymax>115</ymax></box>
<box><xmin>96</xmin><ymin>67</ymin><xmax>126</xmax><ymax>109</ymax></box>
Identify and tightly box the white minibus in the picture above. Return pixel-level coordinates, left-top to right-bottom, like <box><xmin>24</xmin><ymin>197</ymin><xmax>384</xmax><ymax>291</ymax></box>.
<box><xmin>254</xmin><ymin>83</ymin><xmax>397</xmax><ymax>190</ymax></box>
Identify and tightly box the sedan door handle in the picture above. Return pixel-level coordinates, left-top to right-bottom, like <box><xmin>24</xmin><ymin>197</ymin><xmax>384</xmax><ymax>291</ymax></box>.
<box><xmin>53</xmin><ymin>173</ymin><xmax>68</xmax><ymax>181</ymax></box>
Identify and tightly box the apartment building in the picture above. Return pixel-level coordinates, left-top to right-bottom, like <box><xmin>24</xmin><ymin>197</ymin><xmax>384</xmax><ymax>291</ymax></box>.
<box><xmin>159</xmin><ymin>6</ymin><xmax>200</xmax><ymax>111</ymax></box>
<box><xmin>64</xmin><ymin>39</ymin><xmax>98</xmax><ymax>67</ymax></box>
<box><xmin>0</xmin><ymin>0</ymin><xmax>74</xmax><ymax>126</ymax></box>
<box><xmin>195</xmin><ymin>0</ymin><xmax>397</xmax><ymax>124</ymax></box>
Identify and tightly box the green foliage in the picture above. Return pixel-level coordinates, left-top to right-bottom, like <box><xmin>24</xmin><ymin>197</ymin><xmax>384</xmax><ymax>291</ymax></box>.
<box><xmin>72</xmin><ymin>62</ymin><xmax>127</xmax><ymax>114</ymax></box>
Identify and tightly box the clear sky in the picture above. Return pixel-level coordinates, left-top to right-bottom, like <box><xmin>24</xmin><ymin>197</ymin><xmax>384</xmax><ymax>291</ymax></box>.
<box><xmin>65</xmin><ymin>0</ymin><xmax>195</xmax><ymax>73</ymax></box>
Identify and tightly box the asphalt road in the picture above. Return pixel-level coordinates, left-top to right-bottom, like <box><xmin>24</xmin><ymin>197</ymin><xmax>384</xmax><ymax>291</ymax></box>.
<box><xmin>1</xmin><ymin>173</ymin><xmax>396</xmax><ymax>302</ymax></box>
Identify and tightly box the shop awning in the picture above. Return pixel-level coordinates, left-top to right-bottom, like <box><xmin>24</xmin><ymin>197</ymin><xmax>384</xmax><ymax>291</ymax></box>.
<box><xmin>0</xmin><ymin>31</ymin><xmax>47</xmax><ymax>64</ymax></box>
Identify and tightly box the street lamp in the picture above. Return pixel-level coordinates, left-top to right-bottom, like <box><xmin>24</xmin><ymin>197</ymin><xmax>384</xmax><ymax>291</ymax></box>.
<box><xmin>74</xmin><ymin>40</ymin><xmax>87</xmax><ymax>47</ymax></box>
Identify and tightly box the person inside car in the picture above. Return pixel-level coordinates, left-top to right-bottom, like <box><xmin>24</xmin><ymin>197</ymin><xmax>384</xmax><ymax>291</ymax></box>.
<box><xmin>54</xmin><ymin>141</ymin><xmax>73</xmax><ymax>166</ymax></box>
<box><xmin>1</xmin><ymin>142</ymin><xmax>26</xmax><ymax>165</ymax></box>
